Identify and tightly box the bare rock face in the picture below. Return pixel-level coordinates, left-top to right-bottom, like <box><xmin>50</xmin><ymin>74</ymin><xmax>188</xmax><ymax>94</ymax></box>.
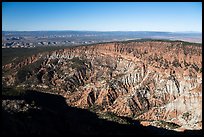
<box><xmin>2</xmin><ymin>41</ymin><xmax>202</xmax><ymax>131</ymax></box>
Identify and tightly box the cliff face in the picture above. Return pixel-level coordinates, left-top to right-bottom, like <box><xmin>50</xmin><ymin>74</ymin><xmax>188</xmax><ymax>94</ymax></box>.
<box><xmin>2</xmin><ymin>41</ymin><xmax>202</xmax><ymax>131</ymax></box>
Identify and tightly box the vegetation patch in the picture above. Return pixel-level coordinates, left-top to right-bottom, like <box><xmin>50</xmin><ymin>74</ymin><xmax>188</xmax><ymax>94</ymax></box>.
<box><xmin>70</xmin><ymin>57</ymin><xmax>86</xmax><ymax>69</ymax></box>
<box><xmin>182</xmin><ymin>112</ymin><xmax>192</xmax><ymax>121</ymax></box>
<box><xmin>154</xmin><ymin>120</ymin><xmax>181</xmax><ymax>129</ymax></box>
<box><xmin>16</xmin><ymin>59</ymin><xmax>44</xmax><ymax>84</ymax></box>
<box><xmin>2</xmin><ymin>46</ymin><xmax>70</xmax><ymax>66</ymax></box>
<box><xmin>97</xmin><ymin>112</ymin><xmax>132</xmax><ymax>125</ymax></box>
<box><xmin>2</xmin><ymin>87</ymin><xmax>26</xmax><ymax>97</ymax></box>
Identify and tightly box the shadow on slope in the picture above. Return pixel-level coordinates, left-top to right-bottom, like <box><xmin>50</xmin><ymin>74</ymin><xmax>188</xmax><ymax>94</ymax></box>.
<box><xmin>2</xmin><ymin>90</ymin><xmax>203</xmax><ymax>136</ymax></box>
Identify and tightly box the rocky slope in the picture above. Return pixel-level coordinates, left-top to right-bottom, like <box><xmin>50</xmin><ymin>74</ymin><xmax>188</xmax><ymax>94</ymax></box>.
<box><xmin>2</xmin><ymin>40</ymin><xmax>202</xmax><ymax>131</ymax></box>
<box><xmin>3</xmin><ymin>89</ymin><xmax>202</xmax><ymax>136</ymax></box>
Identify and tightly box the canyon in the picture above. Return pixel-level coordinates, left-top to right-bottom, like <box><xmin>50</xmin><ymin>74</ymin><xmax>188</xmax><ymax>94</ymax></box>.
<box><xmin>2</xmin><ymin>40</ymin><xmax>202</xmax><ymax>133</ymax></box>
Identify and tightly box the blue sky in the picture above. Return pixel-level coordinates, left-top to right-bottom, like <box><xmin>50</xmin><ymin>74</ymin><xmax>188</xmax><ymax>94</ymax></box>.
<box><xmin>2</xmin><ymin>2</ymin><xmax>202</xmax><ymax>32</ymax></box>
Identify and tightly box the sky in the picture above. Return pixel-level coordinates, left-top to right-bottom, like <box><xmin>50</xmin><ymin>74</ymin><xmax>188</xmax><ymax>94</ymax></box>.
<box><xmin>2</xmin><ymin>2</ymin><xmax>202</xmax><ymax>32</ymax></box>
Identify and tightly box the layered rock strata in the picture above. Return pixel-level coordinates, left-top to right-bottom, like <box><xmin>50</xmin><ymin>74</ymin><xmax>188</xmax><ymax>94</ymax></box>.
<box><xmin>2</xmin><ymin>41</ymin><xmax>202</xmax><ymax>130</ymax></box>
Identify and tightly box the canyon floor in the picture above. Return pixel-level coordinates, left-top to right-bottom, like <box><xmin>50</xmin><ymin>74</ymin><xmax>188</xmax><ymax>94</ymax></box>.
<box><xmin>2</xmin><ymin>39</ymin><xmax>202</xmax><ymax>135</ymax></box>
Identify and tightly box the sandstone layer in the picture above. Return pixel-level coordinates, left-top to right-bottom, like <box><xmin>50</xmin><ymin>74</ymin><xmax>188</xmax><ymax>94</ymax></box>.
<box><xmin>2</xmin><ymin>40</ymin><xmax>202</xmax><ymax>131</ymax></box>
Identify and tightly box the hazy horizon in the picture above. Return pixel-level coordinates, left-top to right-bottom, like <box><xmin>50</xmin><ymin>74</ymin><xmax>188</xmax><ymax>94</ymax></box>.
<box><xmin>2</xmin><ymin>30</ymin><xmax>202</xmax><ymax>33</ymax></box>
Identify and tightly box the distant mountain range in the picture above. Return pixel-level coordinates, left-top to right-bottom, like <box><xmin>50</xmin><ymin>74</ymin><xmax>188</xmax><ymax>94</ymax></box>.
<box><xmin>2</xmin><ymin>31</ymin><xmax>202</xmax><ymax>45</ymax></box>
<box><xmin>2</xmin><ymin>30</ymin><xmax>202</xmax><ymax>36</ymax></box>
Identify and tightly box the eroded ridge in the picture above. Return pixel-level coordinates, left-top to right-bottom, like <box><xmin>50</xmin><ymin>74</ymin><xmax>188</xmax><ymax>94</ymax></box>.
<box><xmin>2</xmin><ymin>41</ymin><xmax>202</xmax><ymax>131</ymax></box>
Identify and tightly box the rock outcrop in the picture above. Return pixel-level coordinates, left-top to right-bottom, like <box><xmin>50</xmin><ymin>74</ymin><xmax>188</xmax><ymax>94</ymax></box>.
<box><xmin>2</xmin><ymin>40</ymin><xmax>202</xmax><ymax>131</ymax></box>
